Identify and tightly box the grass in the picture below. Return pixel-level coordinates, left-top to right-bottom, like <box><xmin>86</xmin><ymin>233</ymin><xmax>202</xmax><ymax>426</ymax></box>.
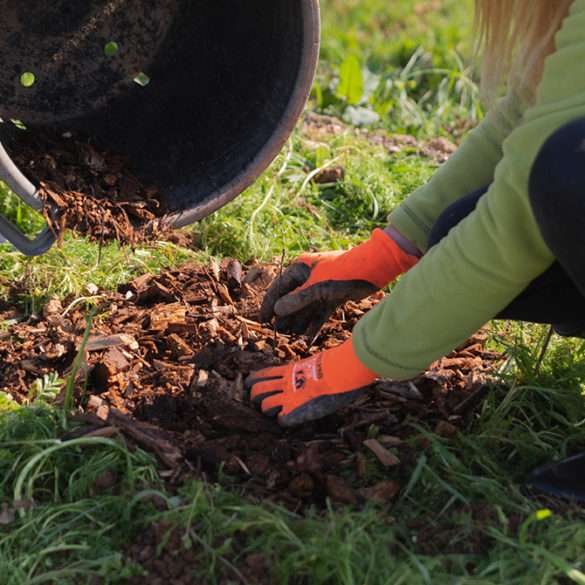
<box><xmin>3</xmin><ymin>346</ymin><xmax>585</xmax><ymax>584</ymax></box>
<box><xmin>2</xmin><ymin>0</ymin><xmax>585</xmax><ymax>583</ymax></box>
<box><xmin>0</xmin><ymin>237</ymin><xmax>203</xmax><ymax>313</ymax></box>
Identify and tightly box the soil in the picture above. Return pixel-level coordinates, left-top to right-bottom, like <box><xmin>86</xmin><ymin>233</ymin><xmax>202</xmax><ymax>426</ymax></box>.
<box><xmin>0</xmin><ymin>260</ymin><xmax>503</xmax><ymax>583</ymax></box>
<box><xmin>125</xmin><ymin>519</ymin><xmax>277</xmax><ymax>585</ymax></box>
<box><xmin>10</xmin><ymin>128</ymin><xmax>171</xmax><ymax>245</ymax></box>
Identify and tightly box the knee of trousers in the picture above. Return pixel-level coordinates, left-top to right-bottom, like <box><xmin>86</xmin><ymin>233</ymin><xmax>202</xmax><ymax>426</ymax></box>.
<box><xmin>427</xmin><ymin>186</ymin><xmax>488</xmax><ymax>248</ymax></box>
<box><xmin>529</xmin><ymin>118</ymin><xmax>585</xmax><ymax>230</ymax></box>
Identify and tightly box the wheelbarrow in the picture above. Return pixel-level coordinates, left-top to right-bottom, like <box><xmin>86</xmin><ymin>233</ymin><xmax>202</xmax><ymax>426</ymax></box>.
<box><xmin>0</xmin><ymin>0</ymin><xmax>320</xmax><ymax>255</ymax></box>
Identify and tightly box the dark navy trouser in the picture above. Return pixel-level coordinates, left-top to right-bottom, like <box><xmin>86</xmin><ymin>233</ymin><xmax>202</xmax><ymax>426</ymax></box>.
<box><xmin>427</xmin><ymin>119</ymin><xmax>585</xmax><ymax>332</ymax></box>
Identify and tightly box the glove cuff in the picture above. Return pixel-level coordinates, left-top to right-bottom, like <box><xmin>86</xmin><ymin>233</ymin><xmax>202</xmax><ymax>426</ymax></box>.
<box><xmin>366</xmin><ymin>228</ymin><xmax>419</xmax><ymax>288</ymax></box>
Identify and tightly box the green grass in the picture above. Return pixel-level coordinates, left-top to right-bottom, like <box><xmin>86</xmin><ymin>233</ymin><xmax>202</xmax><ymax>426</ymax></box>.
<box><xmin>317</xmin><ymin>0</ymin><xmax>480</xmax><ymax>135</ymax></box>
<box><xmin>197</xmin><ymin>128</ymin><xmax>436</xmax><ymax>261</ymax></box>
<box><xmin>2</xmin><ymin>0</ymin><xmax>585</xmax><ymax>584</ymax></box>
<box><xmin>0</xmin><ymin>237</ymin><xmax>203</xmax><ymax>313</ymax></box>
<box><xmin>3</xmin><ymin>344</ymin><xmax>585</xmax><ymax>584</ymax></box>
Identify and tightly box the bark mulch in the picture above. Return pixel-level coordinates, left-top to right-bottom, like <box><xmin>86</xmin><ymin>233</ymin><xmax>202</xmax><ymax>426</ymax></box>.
<box><xmin>0</xmin><ymin>260</ymin><xmax>502</xmax><ymax>510</ymax></box>
<box><xmin>10</xmin><ymin>128</ymin><xmax>171</xmax><ymax>245</ymax></box>
<box><xmin>0</xmin><ymin>261</ymin><xmax>503</xmax><ymax>583</ymax></box>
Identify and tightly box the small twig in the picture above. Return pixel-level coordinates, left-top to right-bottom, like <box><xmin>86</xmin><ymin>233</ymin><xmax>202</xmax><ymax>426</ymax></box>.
<box><xmin>233</xmin><ymin>455</ymin><xmax>251</xmax><ymax>475</ymax></box>
<box><xmin>534</xmin><ymin>325</ymin><xmax>554</xmax><ymax>376</ymax></box>
<box><xmin>273</xmin><ymin>248</ymin><xmax>286</xmax><ymax>344</ymax></box>
<box><xmin>339</xmin><ymin>412</ymin><xmax>393</xmax><ymax>434</ymax></box>
<box><xmin>97</xmin><ymin>219</ymin><xmax>105</xmax><ymax>265</ymax></box>
<box><xmin>277</xmin><ymin>248</ymin><xmax>286</xmax><ymax>285</ymax></box>
<box><xmin>452</xmin><ymin>384</ymin><xmax>489</xmax><ymax>416</ymax></box>
<box><xmin>309</xmin><ymin>329</ymin><xmax>321</xmax><ymax>348</ymax></box>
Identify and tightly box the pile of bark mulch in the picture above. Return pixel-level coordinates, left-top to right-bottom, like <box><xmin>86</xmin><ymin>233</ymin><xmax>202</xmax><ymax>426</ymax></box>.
<box><xmin>9</xmin><ymin>128</ymin><xmax>170</xmax><ymax>245</ymax></box>
<box><xmin>0</xmin><ymin>260</ymin><xmax>505</xmax><ymax>584</ymax></box>
<box><xmin>0</xmin><ymin>259</ymin><xmax>503</xmax><ymax>514</ymax></box>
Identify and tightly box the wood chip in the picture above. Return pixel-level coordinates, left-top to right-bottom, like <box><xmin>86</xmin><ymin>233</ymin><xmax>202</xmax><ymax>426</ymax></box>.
<box><xmin>0</xmin><ymin>503</ymin><xmax>16</xmax><ymax>526</ymax></box>
<box><xmin>378</xmin><ymin>435</ymin><xmax>403</xmax><ymax>447</ymax></box>
<box><xmin>42</xmin><ymin>298</ymin><xmax>63</xmax><ymax>318</ymax></box>
<box><xmin>195</xmin><ymin>369</ymin><xmax>209</xmax><ymax>389</ymax></box>
<box><xmin>326</xmin><ymin>475</ymin><xmax>357</xmax><ymax>504</ymax></box>
<box><xmin>356</xmin><ymin>452</ymin><xmax>368</xmax><ymax>477</ymax></box>
<box><xmin>227</xmin><ymin>260</ymin><xmax>243</xmax><ymax>288</ymax></box>
<box><xmin>108</xmin><ymin>409</ymin><xmax>182</xmax><ymax>468</ymax></box>
<box><xmin>435</xmin><ymin>420</ymin><xmax>458</xmax><ymax>438</ymax></box>
<box><xmin>166</xmin><ymin>333</ymin><xmax>194</xmax><ymax>357</ymax></box>
<box><xmin>97</xmin><ymin>403</ymin><xmax>111</xmax><ymax>421</ymax></box>
<box><xmin>103</xmin><ymin>347</ymin><xmax>130</xmax><ymax>372</ymax></box>
<box><xmin>215</xmin><ymin>283</ymin><xmax>234</xmax><ymax>306</ymax></box>
<box><xmin>363</xmin><ymin>439</ymin><xmax>400</xmax><ymax>467</ymax></box>
<box><xmin>242</xmin><ymin>266</ymin><xmax>272</xmax><ymax>288</ymax></box>
<box><xmin>149</xmin><ymin>303</ymin><xmax>187</xmax><ymax>332</ymax></box>
<box><xmin>209</xmin><ymin>260</ymin><xmax>221</xmax><ymax>281</ymax></box>
<box><xmin>359</xmin><ymin>481</ymin><xmax>400</xmax><ymax>504</ymax></box>
<box><xmin>152</xmin><ymin>360</ymin><xmax>194</xmax><ymax>386</ymax></box>
<box><xmin>289</xmin><ymin>473</ymin><xmax>315</xmax><ymax>498</ymax></box>
<box><xmin>86</xmin><ymin>334</ymin><xmax>138</xmax><ymax>352</ymax></box>
<box><xmin>313</xmin><ymin>165</ymin><xmax>345</xmax><ymax>184</ymax></box>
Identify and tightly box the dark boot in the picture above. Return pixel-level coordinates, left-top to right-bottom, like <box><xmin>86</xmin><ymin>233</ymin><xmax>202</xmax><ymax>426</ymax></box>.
<box><xmin>553</xmin><ymin>322</ymin><xmax>585</xmax><ymax>339</ymax></box>
<box><xmin>526</xmin><ymin>452</ymin><xmax>585</xmax><ymax>502</ymax></box>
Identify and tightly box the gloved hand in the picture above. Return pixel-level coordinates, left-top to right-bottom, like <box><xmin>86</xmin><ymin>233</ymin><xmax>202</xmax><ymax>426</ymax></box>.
<box><xmin>260</xmin><ymin>228</ymin><xmax>418</xmax><ymax>337</ymax></box>
<box><xmin>246</xmin><ymin>338</ymin><xmax>378</xmax><ymax>427</ymax></box>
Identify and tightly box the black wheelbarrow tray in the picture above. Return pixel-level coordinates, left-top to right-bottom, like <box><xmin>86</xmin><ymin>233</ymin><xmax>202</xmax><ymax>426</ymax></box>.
<box><xmin>0</xmin><ymin>0</ymin><xmax>320</xmax><ymax>255</ymax></box>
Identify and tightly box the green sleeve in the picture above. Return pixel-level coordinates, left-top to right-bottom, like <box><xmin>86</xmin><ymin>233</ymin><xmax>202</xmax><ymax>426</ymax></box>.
<box><xmin>389</xmin><ymin>92</ymin><xmax>524</xmax><ymax>253</ymax></box>
<box><xmin>353</xmin><ymin>0</ymin><xmax>585</xmax><ymax>380</ymax></box>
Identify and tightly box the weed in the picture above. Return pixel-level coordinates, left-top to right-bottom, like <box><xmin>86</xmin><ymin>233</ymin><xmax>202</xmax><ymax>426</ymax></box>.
<box><xmin>63</xmin><ymin>310</ymin><xmax>94</xmax><ymax>414</ymax></box>
<box><xmin>27</xmin><ymin>373</ymin><xmax>63</xmax><ymax>405</ymax></box>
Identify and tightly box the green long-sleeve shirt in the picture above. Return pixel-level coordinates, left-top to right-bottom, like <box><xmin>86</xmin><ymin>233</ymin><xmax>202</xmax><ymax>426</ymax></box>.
<box><xmin>353</xmin><ymin>0</ymin><xmax>585</xmax><ymax>379</ymax></box>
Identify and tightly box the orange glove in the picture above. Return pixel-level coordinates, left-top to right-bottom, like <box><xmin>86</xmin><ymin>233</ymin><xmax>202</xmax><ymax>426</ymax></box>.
<box><xmin>260</xmin><ymin>229</ymin><xmax>418</xmax><ymax>337</ymax></box>
<box><xmin>246</xmin><ymin>338</ymin><xmax>378</xmax><ymax>427</ymax></box>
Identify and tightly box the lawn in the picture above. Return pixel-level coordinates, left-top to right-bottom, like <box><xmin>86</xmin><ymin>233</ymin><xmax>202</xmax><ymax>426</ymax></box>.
<box><xmin>2</xmin><ymin>1</ymin><xmax>585</xmax><ymax>584</ymax></box>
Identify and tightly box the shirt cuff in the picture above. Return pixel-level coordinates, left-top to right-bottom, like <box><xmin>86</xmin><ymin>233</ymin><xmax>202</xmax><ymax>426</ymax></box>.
<box><xmin>352</xmin><ymin>315</ymin><xmax>421</xmax><ymax>381</ymax></box>
<box><xmin>387</xmin><ymin>202</ymin><xmax>432</xmax><ymax>254</ymax></box>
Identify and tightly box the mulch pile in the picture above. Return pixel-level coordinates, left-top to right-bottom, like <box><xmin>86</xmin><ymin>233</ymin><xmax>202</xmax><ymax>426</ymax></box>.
<box><xmin>0</xmin><ymin>260</ymin><xmax>504</xmax><ymax>583</ymax></box>
<box><xmin>0</xmin><ymin>260</ymin><xmax>502</xmax><ymax>513</ymax></box>
<box><xmin>10</xmin><ymin>129</ymin><xmax>170</xmax><ymax>245</ymax></box>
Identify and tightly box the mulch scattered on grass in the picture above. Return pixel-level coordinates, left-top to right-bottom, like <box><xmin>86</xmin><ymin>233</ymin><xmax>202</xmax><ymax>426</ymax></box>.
<box><xmin>125</xmin><ymin>519</ymin><xmax>275</xmax><ymax>585</ymax></box>
<box><xmin>303</xmin><ymin>112</ymin><xmax>457</xmax><ymax>163</ymax></box>
<box><xmin>0</xmin><ymin>260</ymin><xmax>503</xmax><ymax>512</ymax></box>
<box><xmin>0</xmin><ymin>260</ymin><xmax>505</xmax><ymax>584</ymax></box>
<box><xmin>10</xmin><ymin>129</ymin><xmax>171</xmax><ymax>245</ymax></box>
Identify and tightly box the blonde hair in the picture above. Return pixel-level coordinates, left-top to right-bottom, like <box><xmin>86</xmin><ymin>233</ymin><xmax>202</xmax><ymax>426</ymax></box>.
<box><xmin>474</xmin><ymin>0</ymin><xmax>573</xmax><ymax>102</ymax></box>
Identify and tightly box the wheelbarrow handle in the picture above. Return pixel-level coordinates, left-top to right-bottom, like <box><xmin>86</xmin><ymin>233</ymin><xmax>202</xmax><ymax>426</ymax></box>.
<box><xmin>0</xmin><ymin>142</ymin><xmax>40</xmax><ymax>209</ymax></box>
<box><xmin>0</xmin><ymin>141</ymin><xmax>56</xmax><ymax>256</ymax></box>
